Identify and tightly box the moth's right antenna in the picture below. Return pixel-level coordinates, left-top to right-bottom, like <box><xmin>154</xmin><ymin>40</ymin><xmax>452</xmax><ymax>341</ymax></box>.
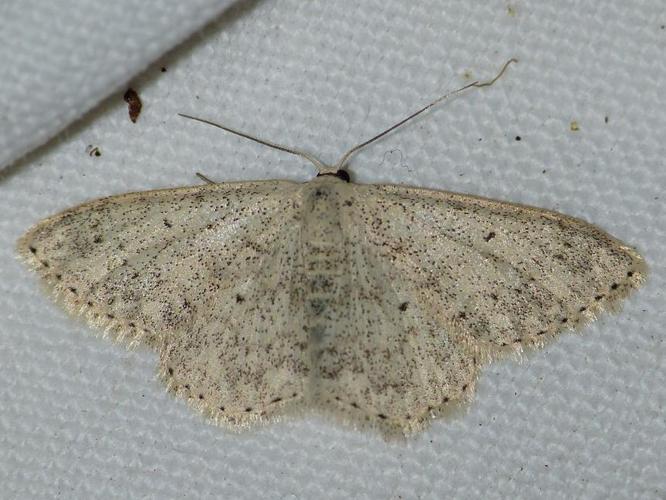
<box><xmin>334</xmin><ymin>58</ymin><xmax>518</xmax><ymax>170</ymax></box>
<box><xmin>179</xmin><ymin>59</ymin><xmax>517</xmax><ymax>175</ymax></box>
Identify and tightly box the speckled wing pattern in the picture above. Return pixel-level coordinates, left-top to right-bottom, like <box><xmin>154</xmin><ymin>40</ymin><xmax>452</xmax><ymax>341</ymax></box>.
<box><xmin>295</xmin><ymin>178</ymin><xmax>645</xmax><ymax>435</ymax></box>
<box><xmin>18</xmin><ymin>175</ymin><xmax>646</xmax><ymax>437</ymax></box>
<box><xmin>18</xmin><ymin>181</ymin><xmax>311</xmax><ymax>426</ymax></box>
<box><xmin>353</xmin><ymin>183</ymin><xmax>646</xmax><ymax>352</ymax></box>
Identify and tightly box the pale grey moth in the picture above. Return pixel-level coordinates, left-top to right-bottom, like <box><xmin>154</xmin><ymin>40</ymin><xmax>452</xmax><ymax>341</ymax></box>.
<box><xmin>18</xmin><ymin>60</ymin><xmax>646</xmax><ymax>437</ymax></box>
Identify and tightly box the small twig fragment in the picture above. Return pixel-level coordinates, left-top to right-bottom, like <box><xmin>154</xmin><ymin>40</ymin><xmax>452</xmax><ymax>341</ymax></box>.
<box><xmin>124</xmin><ymin>88</ymin><xmax>142</xmax><ymax>123</ymax></box>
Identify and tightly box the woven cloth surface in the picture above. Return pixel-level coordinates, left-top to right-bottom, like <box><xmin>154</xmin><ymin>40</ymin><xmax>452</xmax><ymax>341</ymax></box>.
<box><xmin>1</xmin><ymin>1</ymin><xmax>664</xmax><ymax>498</ymax></box>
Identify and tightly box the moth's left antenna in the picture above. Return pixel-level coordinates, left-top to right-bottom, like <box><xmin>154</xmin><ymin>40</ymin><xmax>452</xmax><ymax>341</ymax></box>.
<box><xmin>178</xmin><ymin>113</ymin><xmax>330</xmax><ymax>173</ymax></box>
<box><xmin>179</xmin><ymin>58</ymin><xmax>517</xmax><ymax>174</ymax></box>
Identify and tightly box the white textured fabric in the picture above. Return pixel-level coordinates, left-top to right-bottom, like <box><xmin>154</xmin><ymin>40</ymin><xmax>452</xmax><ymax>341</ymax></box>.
<box><xmin>0</xmin><ymin>0</ymin><xmax>235</xmax><ymax>170</ymax></box>
<box><xmin>1</xmin><ymin>1</ymin><xmax>664</xmax><ymax>499</ymax></box>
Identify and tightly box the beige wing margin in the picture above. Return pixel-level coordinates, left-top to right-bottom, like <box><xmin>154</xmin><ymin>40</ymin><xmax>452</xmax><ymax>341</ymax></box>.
<box><xmin>352</xmin><ymin>182</ymin><xmax>646</xmax><ymax>358</ymax></box>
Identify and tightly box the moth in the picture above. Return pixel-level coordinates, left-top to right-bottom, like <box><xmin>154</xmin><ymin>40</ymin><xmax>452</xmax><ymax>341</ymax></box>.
<box><xmin>18</xmin><ymin>60</ymin><xmax>646</xmax><ymax>437</ymax></box>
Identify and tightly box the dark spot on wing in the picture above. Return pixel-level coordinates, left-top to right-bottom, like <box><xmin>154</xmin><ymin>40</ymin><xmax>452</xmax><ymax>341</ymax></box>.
<box><xmin>309</xmin><ymin>298</ymin><xmax>326</xmax><ymax>315</ymax></box>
